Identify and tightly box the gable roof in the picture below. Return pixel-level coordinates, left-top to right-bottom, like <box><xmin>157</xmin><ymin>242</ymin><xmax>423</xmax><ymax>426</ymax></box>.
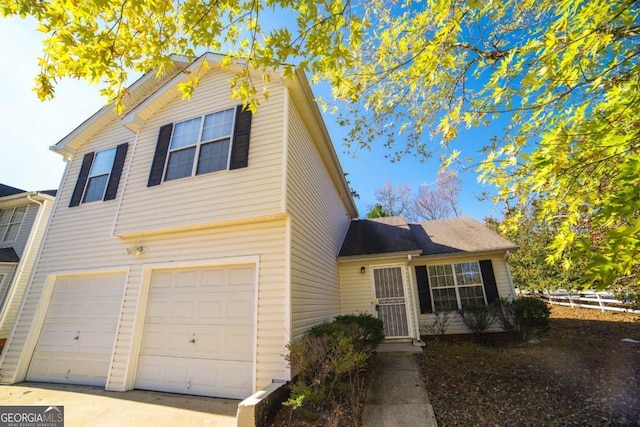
<box><xmin>0</xmin><ymin>184</ymin><xmax>25</xmax><ymax>197</ymax></box>
<box><xmin>49</xmin><ymin>52</ymin><xmax>358</xmax><ymax>217</ymax></box>
<box><xmin>339</xmin><ymin>217</ymin><xmax>421</xmax><ymax>257</ymax></box>
<box><xmin>339</xmin><ymin>216</ymin><xmax>517</xmax><ymax>258</ymax></box>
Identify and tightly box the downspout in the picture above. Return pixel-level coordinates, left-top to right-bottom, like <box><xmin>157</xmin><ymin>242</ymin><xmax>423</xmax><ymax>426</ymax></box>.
<box><xmin>111</xmin><ymin>127</ymin><xmax>142</xmax><ymax>237</ymax></box>
<box><xmin>504</xmin><ymin>251</ymin><xmax>517</xmax><ymax>300</ymax></box>
<box><xmin>406</xmin><ymin>254</ymin><xmax>424</xmax><ymax>346</ymax></box>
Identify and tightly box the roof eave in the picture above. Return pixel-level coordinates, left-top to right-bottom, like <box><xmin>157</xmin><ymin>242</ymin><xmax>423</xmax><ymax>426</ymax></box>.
<box><xmin>337</xmin><ymin>250</ymin><xmax>423</xmax><ymax>263</ymax></box>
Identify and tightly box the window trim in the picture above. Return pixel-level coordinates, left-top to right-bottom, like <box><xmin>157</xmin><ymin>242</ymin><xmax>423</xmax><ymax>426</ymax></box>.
<box><xmin>162</xmin><ymin>107</ymin><xmax>237</xmax><ymax>182</ymax></box>
<box><xmin>0</xmin><ymin>206</ymin><xmax>27</xmax><ymax>242</ymax></box>
<box><xmin>427</xmin><ymin>261</ymin><xmax>487</xmax><ymax>312</ymax></box>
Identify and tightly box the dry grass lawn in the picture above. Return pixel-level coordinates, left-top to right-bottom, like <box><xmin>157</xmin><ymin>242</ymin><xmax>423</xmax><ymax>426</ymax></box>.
<box><xmin>421</xmin><ymin>304</ymin><xmax>640</xmax><ymax>426</ymax></box>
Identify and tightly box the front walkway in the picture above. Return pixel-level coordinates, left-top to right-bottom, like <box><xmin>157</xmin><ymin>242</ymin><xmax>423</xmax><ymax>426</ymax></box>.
<box><xmin>0</xmin><ymin>382</ymin><xmax>238</xmax><ymax>427</ymax></box>
<box><xmin>362</xmin><ymin>344</ymin><xmax>438</xmax><ymax>426</ymax></box>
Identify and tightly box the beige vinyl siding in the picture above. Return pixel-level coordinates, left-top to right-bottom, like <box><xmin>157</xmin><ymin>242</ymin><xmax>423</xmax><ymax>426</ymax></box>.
<box><xmin>415</xmin><ymin>253</ymin><xmax>513</xmax><ymax>335</ymax></box>
<box><xmin>114</xmin><ymin>70</ymin><xmax>286</xmax><ymax>237</ymax></box>
<box><xmin>286</xmin><ymin>97</ymin><xmax>352</xmax><ymax>340</ymax></box>
<box><xmin>1</xmin><ymin>215</ymin><xmax>287</xmax><ymax>390</ymax></box>
<box><xmin>340</xmin><ymin>261</ymin><xmax>375</xmax><ymax>315</ymax></box>
<box><xmin>0</xmin><ymin>199</ymin><xmax>54</xmax><ymax>339</ymax></box>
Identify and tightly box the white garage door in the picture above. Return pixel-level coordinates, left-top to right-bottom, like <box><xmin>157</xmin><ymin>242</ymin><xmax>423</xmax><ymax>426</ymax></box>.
<box><xmin>135</xmin><ymin>264</ymin><xmax>255</xmax><ymax>399</ymax></box>
<box><xmin>26</xmin><ymin>272</ymin><xmax>125</xmax><ymax>386</ymax></box>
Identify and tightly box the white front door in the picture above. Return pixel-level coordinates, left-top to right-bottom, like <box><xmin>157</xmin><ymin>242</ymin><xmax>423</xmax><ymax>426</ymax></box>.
<box><xmin>26</xmin><ymin>272</ymin><xmax>125</xmax><ymax>386</ymax></box>
<box><xmin>372</xmin><ymin>266</ymin><xmax>410</xmax><ymax>338</ymax></box>
<box><xmin>135</xmin><ymin>264</ymin><xmax>255</xmax><ymax>399</ymax></box>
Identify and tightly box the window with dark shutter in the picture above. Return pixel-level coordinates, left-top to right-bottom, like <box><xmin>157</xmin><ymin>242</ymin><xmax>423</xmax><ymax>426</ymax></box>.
<box><xmin>148</xmin><ymin>105</ymin><xmax>252</xmax><ymax>186</ymax></box>
<box><xmin>415</xmin><ymin>266</ymin><xmax>433</xmax><ymax>314</ymax></box>
<box><xmin>69</xmin><ymin>144</ymin><xmax>128</xmax><ymax>207</ymax></box>
<box><xmin>479</xmin><ymin>260</ymin><xmax>499</xmax><ymax>304</ymax></box>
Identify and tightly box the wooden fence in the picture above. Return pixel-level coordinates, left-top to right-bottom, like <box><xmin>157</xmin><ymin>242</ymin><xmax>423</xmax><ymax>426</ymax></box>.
<box><xmin>518</xmin><ymin>289</ymin><xmax>640</xmax><ymax>314</ymax></box>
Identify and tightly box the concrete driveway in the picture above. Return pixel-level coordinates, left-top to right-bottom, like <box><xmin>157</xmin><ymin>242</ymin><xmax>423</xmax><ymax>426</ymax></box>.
<box><xmin>0</xmin><ymin>382</ymin><xmax>239</xmax><ymax>427</ymax></box>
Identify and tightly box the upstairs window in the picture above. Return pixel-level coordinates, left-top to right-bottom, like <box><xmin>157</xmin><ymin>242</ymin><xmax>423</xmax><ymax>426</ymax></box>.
<box><xmin>165</xmin><ymin>108</ymin><xmax>235</xmax><ymax>181</ymax></box>
<box><xmin>0</xmin><ymin>206</ymin><xmax>27</xmax><ymax>241</ymax></box>
<box><xmin>147</xmin><ymin>105</ymin><xmax>253</xmax><ymax>187</ymax></box>
<box><xmin>83</xmin><ymin>148</ymin><xmax>116</xmax><ymax>202</ymax></box>
<box><xmin>69</xmin><ymin>143</ymin><xmax>129</xmax><ymax>207</ymax></box>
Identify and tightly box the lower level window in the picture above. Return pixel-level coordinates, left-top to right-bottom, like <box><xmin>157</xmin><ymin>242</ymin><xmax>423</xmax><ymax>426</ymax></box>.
<box><xmin>428</xmin><ymin>261</ymin><xmax>485</xmax><ymax>311</ymax></box>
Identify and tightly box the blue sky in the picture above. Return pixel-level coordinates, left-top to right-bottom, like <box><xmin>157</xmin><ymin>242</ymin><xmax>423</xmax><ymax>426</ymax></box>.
<box><xmin>0</xmin><ymin>16</ymin><xmax>504</xmax><ymax>221</ymax></box>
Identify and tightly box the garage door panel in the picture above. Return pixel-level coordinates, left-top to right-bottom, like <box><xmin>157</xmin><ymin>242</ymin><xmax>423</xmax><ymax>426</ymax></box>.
<box><xmin>135</xmin><ymin>355</ymin><xmax>252</xmax><ymax>399</ymax></box>
<box><xmin>146</xmin><ymin>294</ymin><xmax>254</xmax><ymax>326</ymax></box>
<box><xmin>139</xmin><ymin>324</ymin><xmax>253</xmax><ymax>361</ymax></box>
<box><xmin>27</xmin><ymin>352</ymin><xmax>111</xmax><ymax>386</ymax></box>
<box><xmin>34</xmin><ymin>323</ymin><xmax>116</xmax><ymax>353</ymax></box>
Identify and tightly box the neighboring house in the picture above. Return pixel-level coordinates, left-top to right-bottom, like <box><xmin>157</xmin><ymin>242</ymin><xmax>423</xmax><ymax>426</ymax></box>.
<box><xmin>0</xmin><ymin>53</ymin><xmax>517</xmax><ymax>403</ymax></box>
<box><xmin>339</xmin><ymin>216</ymin><xmax>518</xmax><ymax>338</ymax></box>
<box><xmin>0</xmin><ymin>53</ymin><xmax>358</xmax><ymax>400</ymax></box>
<box><xmin>0</xmin><ymin>184</ymin><xmax>56</xmax><ymax>351</ymax></box>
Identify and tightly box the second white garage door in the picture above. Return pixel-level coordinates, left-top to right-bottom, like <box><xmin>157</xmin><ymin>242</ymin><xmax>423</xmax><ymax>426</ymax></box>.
<box><xmin>135</xmin><ymin>264</ymin><xmax>255</xmax><ymax>399</ymax></box>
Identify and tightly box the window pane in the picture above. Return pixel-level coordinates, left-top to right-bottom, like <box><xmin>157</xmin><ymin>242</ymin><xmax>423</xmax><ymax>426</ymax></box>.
<box><xmin>197</xmin><ymin>139</ymin><xmax>230</xmax><ymax>175</ymax></box>
<box><xmin>4</xmin><ymin>223</ymin><xmax>21</xmax><ymax>241</ymax></box>
<box><xmin>201</xmin><ymin>108</ymin><xmax>234</xmax><ymax>142</ymax></box>
<box><xmin>455</xmin><ymin>262</ymin><xmax>481</xmax><ymax>286</ymax></box>
<box><xmin>90</xmin><ymin>148</ymin><xmax>116</xmax><ymax>175</ymax></box>
<box><xmin>0</xmin><ymin>209</ymin><xmax>12</xmax><ymax>225</ymax></box>
<box><xmin>170</xmin><ymin>118</ymin><xmax>201</xmax><ymax>149</ymax></box>
<box><xmin>433</xmin><ymin>288</ymin><xmax>458</xmax><ymax>311</ymax></box>
<box><xmin>83</xmin><ymin>175</ymin><xmax>109</xmax><ymax>202</ymax></box>
<box><xmin>165</xmin><ymin>147</ymin><xmax>196</xmax><ymax>181</ymax></box>
<box><xmin>459</xmin><ymin>285</ymin><xmax>485</xmax><ymax>308</ymax></box>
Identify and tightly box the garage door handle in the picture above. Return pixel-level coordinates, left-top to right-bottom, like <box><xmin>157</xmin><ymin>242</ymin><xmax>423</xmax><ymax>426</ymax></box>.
<box><xmin>74</xmin><ymin>331</ymin><xmax>80</xmax><ymax>340</ymax></box>
<box><xmin>189</xmin><ymin>338</ymin><xmax>196</xmax><ymax>344</ymax></box>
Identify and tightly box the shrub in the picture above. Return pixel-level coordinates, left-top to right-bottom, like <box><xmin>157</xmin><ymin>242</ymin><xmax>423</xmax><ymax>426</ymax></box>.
<box><xmin>284</xmin><ymin>313</ymin><xmax>382</xmax><ymax>423</ymax></box>
<box><xmin>460</xmin><ymin>305</ymin><xmax>495</xmax><ymax>342</ymax></box>
<box><xmin>491</xmin><ymin>297</ymin><xmax>551</xmax><ymax>341</ymax></box>
<box><xmin>334</xmin><ymin>313</ymin><xmax>385</xmax><ymax>351</ymax></box>
<box><xmin>425</xmin><ymin>311</ymin><xmax>452</xmax><ymax>340</ymax></box>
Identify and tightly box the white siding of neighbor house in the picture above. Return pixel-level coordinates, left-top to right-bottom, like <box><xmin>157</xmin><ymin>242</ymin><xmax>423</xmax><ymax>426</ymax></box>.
<box><xmin>286</xmin><ymin>96</ymin><xmax>352</xmax><ymax>340</ymax></box>
<box><xmin>0</xmin><ymin>69</ymin><xmax>291</xmax><ymax>391</ymax></box>
<box><xmin>339</xmin><ymin>258</ymin><xmax>419</xmax><ymax>339</ymax></box>
<box><xmin>339</xmin><ymin>253</ymin><xmax>514</xmax><ymax>337</ymax></box>
<box><xmin>0</xmin><ymin>202</ymin><xmax>38</xmax><ymax>258</ymax></box>
<box><xmin>0</xmin><ymin>199</ymin><xmax>54</xmax><ymax>339</ymax></box>
<box><xmin>415</xmin><ymin>253</ymin><xmax>514</xmax><ymax>335</ymax></box>
<box><xmin>114</xmin><ymin>70</ymin><xmax>285</xmax><ymax>236</ymax></box>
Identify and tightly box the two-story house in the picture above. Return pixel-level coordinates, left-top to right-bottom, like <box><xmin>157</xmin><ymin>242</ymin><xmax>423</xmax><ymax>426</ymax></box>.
<box><xmin>0</xmin><ymin>53</ymin><xmax>518</xmax><ymax>403</ymax></box>
<box><xmin>0</xmin><ymin>184</ymin><xmax>55</xmax><ymax>352</ymax></box>
<box><xmin>0</xmin><ymin>54</ymin><xmax>357</xmax><ymax>399</ymax></box>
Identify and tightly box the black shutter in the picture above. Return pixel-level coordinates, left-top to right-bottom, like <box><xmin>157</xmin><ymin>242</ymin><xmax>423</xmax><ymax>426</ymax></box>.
<box><xmin>69</xmin><ymin>152</ymin><xmax>95</xmax><ymax>207</ymax></box>
<box><xmin>104</xmin><ymin>143</ymin><xmax>129</xmax><ymax>201</ymax></box>
<box><xmin>415</xmin><ymin>266</ymin><xmax>433</xmax><ymax>314</ymax></box>
<box><xmin>230</xmin><ymin>105</ymin><xmax>252</xmax><ymax>170</ymax></box>
<box><xmin>479</xmin><ymin>260</ymin><xmax>499</xmax><ymax>304</ymax></box>
<box><xmin>147</xmin><ymin>123</ymin><xmax>173</xmax><ymax>187</ymax></box>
